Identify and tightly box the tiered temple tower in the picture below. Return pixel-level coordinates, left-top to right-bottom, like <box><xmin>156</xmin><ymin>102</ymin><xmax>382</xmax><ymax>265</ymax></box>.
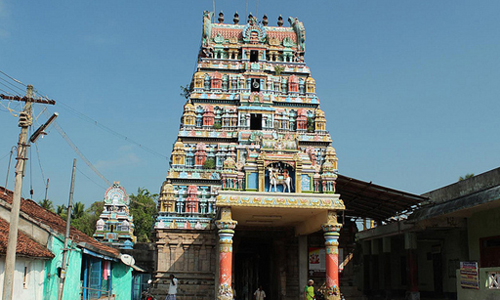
<box><xmin>156</xmin><ymin>11</ymin><xmax>345</xmax><ymax>300</ymax></box>
<box><xmin>93</xmin><ymin>182</ymin><xmax>136</xmax><ymax>249</ymax></box>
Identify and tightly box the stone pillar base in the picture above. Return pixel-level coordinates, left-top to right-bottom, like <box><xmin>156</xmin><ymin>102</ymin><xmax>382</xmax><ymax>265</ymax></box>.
<box><xmin>325</xmin><ymin>293</ymin><xmax>341</xmax><ymax>300</ymax></box>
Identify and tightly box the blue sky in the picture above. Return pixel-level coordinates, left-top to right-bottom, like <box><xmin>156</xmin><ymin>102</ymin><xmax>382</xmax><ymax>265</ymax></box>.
<box><xmin>1</xmin><ymin>0</ymin><xmax>499</xmax><ymax>208</ymax></box>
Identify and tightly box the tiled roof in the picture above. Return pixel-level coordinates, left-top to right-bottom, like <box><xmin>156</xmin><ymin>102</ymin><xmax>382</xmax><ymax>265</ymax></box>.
<box><xmin>0</xmin><ymin>217</ymin><xmax>54</xmax><ymax>258</ymax></box>
<box><xmin>0</xmin><ymin>186</ymin><xmax>120</xmax><ymax>257</ymax></box>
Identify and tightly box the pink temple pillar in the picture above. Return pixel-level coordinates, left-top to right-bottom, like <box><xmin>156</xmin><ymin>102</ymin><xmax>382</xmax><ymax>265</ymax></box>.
<box><xmin>215</xmin><ymin>207</ymin><xmax>238</xmax><ymax>300</ymax></box>
<box><xmin>322</xmin><ymin>211</ymin><xmax>343</xmax><ymax>300</ymax></box>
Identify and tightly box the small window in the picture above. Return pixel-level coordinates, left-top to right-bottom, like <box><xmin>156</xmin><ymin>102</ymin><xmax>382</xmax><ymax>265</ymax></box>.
<box><xmin>250</xmin><ymin>114</ymin><xmax>262</xmax><ymax>130</ymax></box>
<box><xmin>23</xmin><ymin>264</ymin><xmax>29</xmax><ymax>289</ymax></box>
<box><xmin>251</xmin><ymin>78</ymin><xmax>260</xmax><ymax>92</ymax></box>
<box><xmin>250</xmin><ymin>50</ymin><xmax>258</xmax><ymax>62</ymax></box>
<box><xmin>481</xmin><ymin>236</ymin><xmax>500</xmax><ymax>267</ymax></box>
<box><xmin>489</xmin><ymin>272</ymin><xmax>500</xmax><ymax>289</ymax></box>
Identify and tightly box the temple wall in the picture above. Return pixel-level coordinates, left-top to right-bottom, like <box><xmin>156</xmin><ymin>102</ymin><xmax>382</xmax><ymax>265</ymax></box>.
<box><xmin>155</xmin><ymin>229</ymin><xmax>217</xmax><ymax>300</ymax></box>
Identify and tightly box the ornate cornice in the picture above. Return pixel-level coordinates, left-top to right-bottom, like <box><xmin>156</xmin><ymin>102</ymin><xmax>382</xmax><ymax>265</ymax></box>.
<box><xmin>216</xmin><ymin>191</ymin><xmax>345</xmax><ymax>210</ymax></box>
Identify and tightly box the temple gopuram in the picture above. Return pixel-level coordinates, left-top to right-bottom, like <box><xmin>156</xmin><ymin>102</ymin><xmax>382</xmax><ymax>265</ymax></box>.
<box><xmin>93</xmin><ymin>182</ymin><xmax>136</xmax><ymax>249</ymax></box>
<box><xmin>156</xmin><ymin>11</ymin><xmax>345</xmax><ymax>300</ymax></box>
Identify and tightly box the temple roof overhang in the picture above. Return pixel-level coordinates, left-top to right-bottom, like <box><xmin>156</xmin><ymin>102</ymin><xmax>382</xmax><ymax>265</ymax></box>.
<box><xmin>217</xmin><ymin>190</ymin><xmax>344</xmax><ymax>235</ymax></box>
<box><xmin>336</xmin><ymin>174</ymin><xmax>427</xmax><ymax>222</ymax></box>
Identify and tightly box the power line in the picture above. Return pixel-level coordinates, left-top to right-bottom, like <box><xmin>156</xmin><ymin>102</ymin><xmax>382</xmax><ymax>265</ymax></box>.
<box><xmin>49</xmin><ymin>118</ymin><xmax>112</xmax><ymax>187</ymax></box>
<box><xmin>0</xmin><ymin>150</ymin><xmax>12</xmax><ymax>162</ymax></box>
<box><xmin>0</xmin><ymin>77</ymin><xmax>25</xmax><ymax>94</ymax></box>
<box><xmin>75</xmin><ymin>166</ymin><xmax>107</xmax><ymax>190</ymax></box>
<box><xmin>1</xmin><ymin>70</ymin><xmax>167</xmax><ymax>171</ymax></box>
<box><xmin>34</xmin><ymin>90</ymin><xmax>167</xmax><ymax>159</ymax></box>
<box><xmin>0</xmin><ymin>100</ymin><xmax>21</xmax><ymax>116</ymax></box>
<box><xmin>0</xmin><ymin>82</ymin><xmax>22</xmax><ymax>96</ymax></box>
<box><xmin>0</xmin><ymin>87</ymin><xmax>16</xmax><ymax>96</ymax></box>
<box><xmin>34</xmin><ymin>142</ymin><xmax>47</xmax><ymax>186</ymax></box>
<box><xmin>0</xmin><ymin>70</ymin><xmax>27</xmax><ymax>87</ymax></box>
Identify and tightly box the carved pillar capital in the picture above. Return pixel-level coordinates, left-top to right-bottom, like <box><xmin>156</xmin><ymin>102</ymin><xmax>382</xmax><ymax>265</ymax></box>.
<box><xmin>215</xmin><ymin>207</ymin><xmax>238</xmax><ymax>231</ymax></box>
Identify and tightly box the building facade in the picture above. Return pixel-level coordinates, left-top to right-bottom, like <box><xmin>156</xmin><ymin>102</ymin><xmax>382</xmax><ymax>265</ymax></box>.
<box><xmin>156</xmin><ymin>12</ymin><xmax>345</xmax><ymax>300</ymax></box>
<box><xmin>356</xmin><ymin>167</ymin><xmax>500</xmax><ymax>300</ymax></box>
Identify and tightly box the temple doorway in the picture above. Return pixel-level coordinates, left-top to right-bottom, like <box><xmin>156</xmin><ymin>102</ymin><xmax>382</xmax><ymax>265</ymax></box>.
<box><xmin>233</xmin><ymin>230</ymin><xmax>289</xmax><ymax>300</ymax></box>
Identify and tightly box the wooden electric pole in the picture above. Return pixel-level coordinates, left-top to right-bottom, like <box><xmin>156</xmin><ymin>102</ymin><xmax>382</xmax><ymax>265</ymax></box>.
<box><xmin>1</xmin><ymin>85</ymin><xmax>56</xmax><ymax>300</ymax></box>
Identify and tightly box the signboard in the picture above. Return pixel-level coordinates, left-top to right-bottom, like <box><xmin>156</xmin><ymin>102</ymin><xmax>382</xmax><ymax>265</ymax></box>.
<box><xmin>460</xmin><ymin>261</ymin><xmax>479</xmax><ymax>289</ymax></box>
<box><xmin>309</xmin><ymin>247</ymin><xmax>325</xmax><ymax>276</ymax></box>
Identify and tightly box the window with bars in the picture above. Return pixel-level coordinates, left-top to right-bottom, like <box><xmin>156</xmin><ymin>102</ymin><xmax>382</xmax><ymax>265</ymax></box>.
<box><xmin>488</xmin><ymin>271</ymin><xmax>500</xmax><ymax>289</ymax></box>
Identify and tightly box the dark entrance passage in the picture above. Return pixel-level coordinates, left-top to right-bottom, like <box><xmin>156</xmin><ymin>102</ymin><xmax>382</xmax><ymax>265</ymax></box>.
<box><xmin>233</xmin><ymin>229</ymin><xmax>295</xmax><ymax>300</ymax></box>
<box><xmin>234</xmin><ymin>240</ymin><xmax>271</xmax><ymax>300</ymax></box>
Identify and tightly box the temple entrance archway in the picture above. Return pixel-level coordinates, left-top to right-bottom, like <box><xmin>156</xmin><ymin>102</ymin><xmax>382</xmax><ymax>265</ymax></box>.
<box><xmin>233</xmin><ymin>229</ymin><xmax>292</xmax><ymax>300</ymax></box>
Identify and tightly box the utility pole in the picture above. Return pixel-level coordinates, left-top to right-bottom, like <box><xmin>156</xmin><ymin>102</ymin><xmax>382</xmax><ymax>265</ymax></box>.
<box><xmin>1</xmin><ymin>86</ymin><xmax>56</xmax><ymax>300</ymax></box>
<box><xmin>58</xmin><ymin>158</ymin><xmax>76</xmax><ymax>300</ymax></box>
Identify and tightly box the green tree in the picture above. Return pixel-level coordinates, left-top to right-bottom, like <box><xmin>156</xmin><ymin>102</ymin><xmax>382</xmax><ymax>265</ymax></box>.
<box><xmin>203</xmin><ymin>158</ymin><xmax>216</xmax><ymax>169</ymax></box>
<box><xmin>71</xmin><ymin>201</ymin><xmax>104</xmax><ymax>236</ymax></box>
<box><xmin>56</xmin><ymin>204</ymin><xmax>68</xmax><ymax>220</ymax></box>
<box><xmin>39</xmin><ymin>199</ymin><xmax>55</xmax><ymax>213</ymax></box>
<box><xmin>459</xmin><ymin>173</ymin><xmax>475</xmax><ymax>181</ymax></box>
<box><xmin>129</xmin><ymin>188</ymin><xmax>158</xmax><ymax>242</ymax></box>
<box><xmin>274</xmin><ymin>65</ymin><xmax>285</xmax><ymax>76</ymax></box>
<box><xmin>71</xmin><ymin>201</ymin><xmax>86</xmax><ymax>220</ymax></box>
<box><xmin>307</xmin><ymin>117</ymin><xmax>315</xmax><ymax>133</ymax></box>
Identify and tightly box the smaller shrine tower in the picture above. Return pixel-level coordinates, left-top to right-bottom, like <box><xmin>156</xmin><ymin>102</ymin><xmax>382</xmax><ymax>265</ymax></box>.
<box><xmin>93</xmin><ymin>182</ymin><xmax>136</xmax><ymax>249</ymax></box>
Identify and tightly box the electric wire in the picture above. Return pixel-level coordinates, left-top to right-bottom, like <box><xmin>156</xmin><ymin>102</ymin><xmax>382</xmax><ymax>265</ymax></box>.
<box><xmin>34</xmin><ymin>142</ymin><xmax>47</xmax><ymax>188</ymax></box>
<box><xmin>33</xmin><ymin>89</ymin><xmax>167</xmax><ymax>160</ymax></box>
<box><xmin>34</xmin><ymin>107</ymin><xmax>47</xmax><ymax>123</ymax></box>
<box><xmin>0</xmin><ymin>76</ymin><xmax>25</xmax><ymax>94</ymax></box>
<box><xmin>0</xmin><ymin>88</ymin><xmax>15</xmax><ymax>96</ymax></box>
<box><xmin>0</xmin><ymin>81</ymin><xmax>22</xmax><ymax>96</ymax></box>
<box><xmin>0</xmin><ymin>71</ymin><xmax>165</xmax><ymax>193</ymax></box>
<box><xmin>0</xmin><ymin>75</ymin><xmax>113</xmax><ymax>192</ymax></box>
<box><xmin>0</xmin><ymin>85</ymin><xmax>20</xmax><ymax>115</ymax></box>
<box><xmin>0</xmin><ymin>70</ymin><xmax>27</xmax><ymax>87</ymax></box>
<box><xmin>75</xmin><ymin>166</ymin><xmax>107</xmax><ymax>191</ymax></box>
<box><xmin>0</xmin><ymin>100</ymin><xmax>20</xmax><ymax>117</ymax></box>
<box><xmin>45</xmin><ymin>110</ymin><xmax>112</xmax><ymax>187</ymax></box>
<box><xmin>0</xmin><ymin>151</ymin><xmax>12</xmax><ymax>162</ymax></box>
